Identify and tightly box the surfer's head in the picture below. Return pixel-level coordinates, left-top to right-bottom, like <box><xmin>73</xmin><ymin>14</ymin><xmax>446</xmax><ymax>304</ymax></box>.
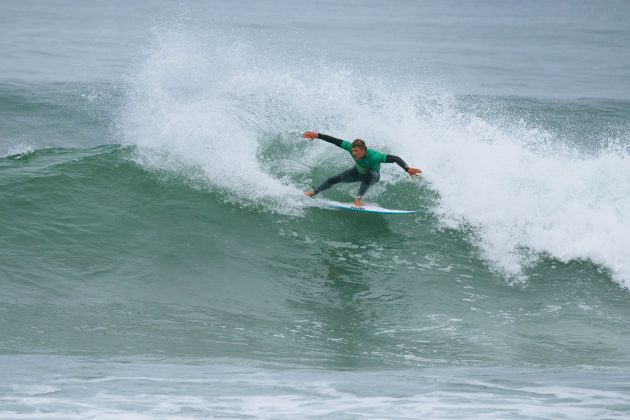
<box><xmin>351</xmin><ymin>139</ymin><xmax>367</xmax><ymax>159</ymax></box>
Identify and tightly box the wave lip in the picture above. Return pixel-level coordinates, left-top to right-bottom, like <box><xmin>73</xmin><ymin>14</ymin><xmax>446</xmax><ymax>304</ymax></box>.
<box><xmin>4</xmin><ymin>142</ymin><xmax>35</xmax><ymax>158</ymax></box>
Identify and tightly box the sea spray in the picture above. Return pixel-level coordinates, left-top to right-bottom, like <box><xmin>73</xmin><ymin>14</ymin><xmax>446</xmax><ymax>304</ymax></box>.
<box><xmin>120</xmin><ymin>25</ymin><xmax>630</xmax><ymax>286</ymax></box>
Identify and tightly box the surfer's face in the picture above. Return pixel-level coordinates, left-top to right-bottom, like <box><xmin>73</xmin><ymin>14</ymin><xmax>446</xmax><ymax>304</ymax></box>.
<box><xmin>351</xmin><ymin>146</ymin><xmax>366</xmax><ymax>159</ymax></box>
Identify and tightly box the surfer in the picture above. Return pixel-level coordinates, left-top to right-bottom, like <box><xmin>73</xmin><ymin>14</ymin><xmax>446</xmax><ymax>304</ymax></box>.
<box><xmin>302</xmin><ymin>132</ymin><xmax>422</xmax><ymax>207</ymax></box>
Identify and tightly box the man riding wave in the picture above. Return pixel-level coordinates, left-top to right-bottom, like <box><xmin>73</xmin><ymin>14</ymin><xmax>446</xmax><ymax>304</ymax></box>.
<box><xmin>302</xmin><ymin>131</ymin><xmax>422</xmax><ymax>207</ymax></box>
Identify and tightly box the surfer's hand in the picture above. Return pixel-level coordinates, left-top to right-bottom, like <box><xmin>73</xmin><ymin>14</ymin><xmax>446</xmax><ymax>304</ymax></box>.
<box><xmin>407</xmin><ymin>167</ymin><xmax>422</xmax><ymax>177</ymax></box>
<box><xmin>304</xmin><ymin>191</ymin><xmax>316</xmax><ymax>197</ymax></box>
<box><xmin>302</xmin><ymin>131</ymin><xmax>318</xmax><ymax>140</ymax></box>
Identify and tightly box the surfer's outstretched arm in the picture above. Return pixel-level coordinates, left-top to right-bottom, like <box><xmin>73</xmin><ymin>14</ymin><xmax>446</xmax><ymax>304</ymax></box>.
<box><xmin>386</xmin><ymin>154</ymin><xmax>422</xmax><ymax>176</ymax></box>
<box><xmin>302</xmin><ymin>132</ymin><xmax>344</xmax><ymax>148</ymax></box>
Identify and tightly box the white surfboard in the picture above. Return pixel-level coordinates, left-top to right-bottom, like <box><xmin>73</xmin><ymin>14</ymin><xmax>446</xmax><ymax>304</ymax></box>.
<box><xmin>318</xmin><ymin>199</ymin><xmax>418</xmax><ymax>215</ymax></box>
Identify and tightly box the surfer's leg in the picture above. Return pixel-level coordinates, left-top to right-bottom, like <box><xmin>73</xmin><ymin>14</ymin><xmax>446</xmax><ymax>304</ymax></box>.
<box><xmin>314</xmin><ymin>167</ymin><xmax>359</xmax><ymax>194</ymax></box>
<box><xmin>357</xmin><ymin>169</ymin><xmax>380</xmax><ymax>197</ymax></box>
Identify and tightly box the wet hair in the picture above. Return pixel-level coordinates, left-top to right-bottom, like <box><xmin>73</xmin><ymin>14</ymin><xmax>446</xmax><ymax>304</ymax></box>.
<box><xmin>351</xmin><ymin>139</ymin><xmax>366</xmax><ymax>149</ymax></box>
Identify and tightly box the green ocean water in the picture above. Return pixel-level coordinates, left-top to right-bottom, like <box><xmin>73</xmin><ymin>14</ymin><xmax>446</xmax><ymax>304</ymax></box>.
<box><xmin>2</xmin><ymin>0</ymin><xmax>630</xmax><ymax>418</ymax></box>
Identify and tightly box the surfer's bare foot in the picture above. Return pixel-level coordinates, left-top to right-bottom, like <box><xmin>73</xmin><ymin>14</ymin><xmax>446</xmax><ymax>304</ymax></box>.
<box><xmin>304</xmin><ymin>191</ymin><xmax>316</xmax><ymax>197</ymax></box>
<box><xmin>354</xmin><ymin>197</ymin><xmax>363</xmax><ymax>207</ymax></box>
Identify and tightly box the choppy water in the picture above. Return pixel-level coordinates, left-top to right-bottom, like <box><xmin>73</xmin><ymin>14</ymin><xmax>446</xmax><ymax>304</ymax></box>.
<box><xmin>2</xmin><ymin>1</ymin><xmax>630</xmax><ymax>418</ymax></box>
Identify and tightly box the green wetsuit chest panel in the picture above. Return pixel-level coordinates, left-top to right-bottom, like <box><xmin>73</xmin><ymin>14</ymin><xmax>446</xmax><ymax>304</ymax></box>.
<box><xmin>341</xmin><ymin>140</ymin><xmax>387</xmax><ymax>174</ymax></box>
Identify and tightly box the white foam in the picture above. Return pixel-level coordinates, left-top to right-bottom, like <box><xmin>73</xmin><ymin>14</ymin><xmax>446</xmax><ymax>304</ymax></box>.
<box><xmin>413</xmin><ymin>114</ymin><xmax>630</xmax><ymax>285</ymax></box>
<box><xmin>4</xmin><ymin>142</ymin><xmax>35</xmax><ymax>158</ymax></box>
<box><xmin>121</xmin><ymin>27</ymin><xmax>305</xmax><ymax>214</ymax></box>
<box><xmin>3</xmin><ymin>362</ymin><xmax>630</xmax><ymax>420</ymax></box>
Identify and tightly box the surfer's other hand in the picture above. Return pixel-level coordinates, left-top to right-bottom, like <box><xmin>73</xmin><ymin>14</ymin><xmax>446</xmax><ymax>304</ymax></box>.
<box><xmin>407</xmin><ymin>167</ymin><xmax>422</xmax><ymax>177</ymax></box>
<box><xmin>304</xmin><ymin>191</ymin><xmax>316</xmax><ymax>197</ymax></box>
<box><xmin>302</xmin><ymin>131</ymin><xmax>318</xmax><ymax>140</ymax></box>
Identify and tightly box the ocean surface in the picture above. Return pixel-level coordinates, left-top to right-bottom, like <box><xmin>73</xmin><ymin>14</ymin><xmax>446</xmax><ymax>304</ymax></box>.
<box><xmin>2</xmin><ymin>1</ymin><xmax>630</xmax><ymax>418</ymax></box>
